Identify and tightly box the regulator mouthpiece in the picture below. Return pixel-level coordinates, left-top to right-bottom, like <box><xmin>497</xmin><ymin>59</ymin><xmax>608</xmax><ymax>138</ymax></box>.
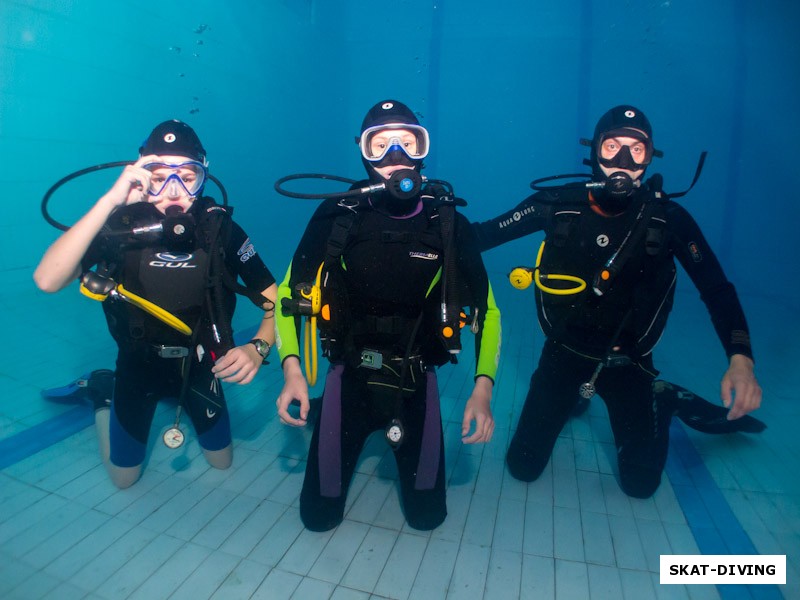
<box><xmin>385</xmin><ymin>168</ymin><xmax>423</xmax><ymax>201</ymax></box>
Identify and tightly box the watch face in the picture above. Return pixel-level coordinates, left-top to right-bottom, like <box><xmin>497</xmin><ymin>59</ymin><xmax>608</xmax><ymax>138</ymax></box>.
<box><xmin>251</xmin><ymin>339</ymin><xmax>269</xmax><ymax>358</ymax></box>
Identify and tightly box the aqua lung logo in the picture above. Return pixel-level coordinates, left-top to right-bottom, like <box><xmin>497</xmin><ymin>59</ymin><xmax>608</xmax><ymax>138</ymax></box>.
<box><xmin>150</xmin><ymin>252</ymin><xmax>197</xmax><ymax>268</ymax></box>
<box><xmin>238</xmin><ymin>238</ymin><xmax>256</xmax><ymax>262</ymax></box>
<box><xmin>409</xmin><ymin>251</ymin><xmax>439</xmax><ymax>260</ymax></box>
<box><xmin>498</xmin><ymin>205</ymin><xmax>536</xmax><ymax>228</ymax></box>
<box><xmin>596</xmin><ymin>234</ymin><xmax>610</xmax><ymax>247</ymax></box>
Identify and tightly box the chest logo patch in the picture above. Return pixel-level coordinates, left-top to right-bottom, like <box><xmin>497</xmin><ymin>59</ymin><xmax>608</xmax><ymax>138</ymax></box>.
<box><xmin>149</xmin><ymin>252</ymin><xmax>197</xmax><ymax>268</ymax></box>
<box><xmin>596</xmin><ymin>234</ymin><xmax>610</xmax><ymax>247</ymax></box>
<box><xmin>409</xmin><ymin>251</ymin><xmax>439</xmax><ymax>261</ymax></box>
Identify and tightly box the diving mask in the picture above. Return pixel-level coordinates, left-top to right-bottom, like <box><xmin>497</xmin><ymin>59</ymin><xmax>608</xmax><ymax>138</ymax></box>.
<box><xmin>597</xmin><ymin>131</ymin><xmax>653</xmax><ymax>171</ymax></box>
<box><xmin>359</xmin><ymin>124</ymin><xmax>430</xmax><ymax>162</ymax></box>
<box><xmin>144</xmin><ymin>161</ymin><xmax>207</xmax><ymax>197</ymax></box>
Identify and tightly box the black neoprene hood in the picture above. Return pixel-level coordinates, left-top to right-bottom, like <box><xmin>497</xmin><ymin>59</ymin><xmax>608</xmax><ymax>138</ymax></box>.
<box><xmin>593</xmin><ymin>105</ymin><xmax>653</xmax><ymax>143</ymax></box>
<box><xmin>360</xmin><ymin>100</ymin><xmax>420</xmax><ymax>133</ymax></box>
<box><xmin>139</xmin><ymin>120</ymin><xmax>206</xmax><ymax>162</ymax></box>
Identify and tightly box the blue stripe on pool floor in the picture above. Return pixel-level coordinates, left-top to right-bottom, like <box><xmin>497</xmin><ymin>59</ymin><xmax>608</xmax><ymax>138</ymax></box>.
<box><xmin>665</xmin><ymin>421</ymin><xmax>783</xmax><ymax>599</ymax></box>
<box><xmin>0</xmin><ymin>405</ymin><xmax>95</xmax><ymax>470</ymax></box>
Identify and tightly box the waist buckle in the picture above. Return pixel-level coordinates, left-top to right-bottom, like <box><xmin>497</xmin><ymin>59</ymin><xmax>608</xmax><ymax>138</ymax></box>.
<box><xmin>359</xmin><ymin>349</ymin><xmax>383</xmax><ymax>370</ymax></box>
<box><xmin>154</xmin><ymin>345</ymin><xmax>189</xmax><ymax>359</ymax></box>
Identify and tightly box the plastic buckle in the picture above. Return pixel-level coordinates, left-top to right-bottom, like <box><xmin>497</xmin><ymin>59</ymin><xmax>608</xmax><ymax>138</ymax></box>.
<box><xmin>604</xmin><ymin>352</ymin><xmax>632</xmax><ymax>368</ymax></box>
<box><xmin>359</xmin><ymin>349</ymin><xmax>383</xmax><ymax>370</ymax></box>
<box><xmin>156</xmin><ymin>345</ymin><xmax>189</xmax><ymax>358</ymax></box>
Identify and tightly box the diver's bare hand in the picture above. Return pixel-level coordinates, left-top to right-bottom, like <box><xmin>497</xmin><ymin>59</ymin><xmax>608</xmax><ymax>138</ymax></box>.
<box><xmin>462</xmin><ymin>376</ymin><xmax>495</xmax><ymax>444</ymax></box>
<box><xmin>721</xmin><ymin>354</ymin><xmax>762</xmax><ymax>420</ymax></box>
<box><xmin>212</xmin><ymin>344</ymin><xmax>261</xmax><ymax>385</ymax></box>
<box><xmin>277</xmin><ymin>358</ymin><xmax>309</xmax><ymax>426</ymax></box>
<box><xmin>105</xmin><ymin>155</ymin><xmax>158</xmax><ymax>207</ymax></box>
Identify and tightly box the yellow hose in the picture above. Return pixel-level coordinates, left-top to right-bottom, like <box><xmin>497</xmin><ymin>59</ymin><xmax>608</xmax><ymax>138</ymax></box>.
<box><xmin>303</xmin><ymin>262</ymin><xmax>325</xmax><ymax>386</ymax></box>
<box><xmin>80</xmin><ymin>280</ymin><xmax>192</xmax><ymax>336</ymax></box>
<box><xmin>533</xmin><ymin>241</ymin><xmax>587</xmax><ymax>296</ymax></box>
<box><xmin>116</xmin><ymin>285</ymin><xmax>193</xmax><ymax>335</ymax></box>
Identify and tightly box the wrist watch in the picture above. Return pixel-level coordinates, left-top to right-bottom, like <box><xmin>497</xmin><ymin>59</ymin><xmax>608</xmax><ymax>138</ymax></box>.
<box><xmin>248</xmin><ymin>338</ymin><xmax>271</xmax><ymax>363</ymax></box>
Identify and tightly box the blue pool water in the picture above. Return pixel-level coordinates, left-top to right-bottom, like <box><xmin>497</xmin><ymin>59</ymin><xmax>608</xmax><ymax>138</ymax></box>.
<box><xmin>1</xmin><ymin>1</ymin><xmax>798</xmax><ymax>598</ymax></box>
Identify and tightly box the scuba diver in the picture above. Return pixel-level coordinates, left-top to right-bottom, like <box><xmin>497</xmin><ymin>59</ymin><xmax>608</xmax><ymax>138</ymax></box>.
<box><xmin>473</xmin><ymin>105</ymin><xmax>763</xmax><ymax>499</ymax></box>
<box><xmin>275</xmin><ymin>100</ymin><xmax>501</xmax><ymax>531</ymax></box>
<box><xmin>34</xmin><ymin>120</ymin><xmax>277</xmax><ymax>489</ymax></box>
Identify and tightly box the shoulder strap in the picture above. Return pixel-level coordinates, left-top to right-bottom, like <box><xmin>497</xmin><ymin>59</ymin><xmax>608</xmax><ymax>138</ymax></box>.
<box><xmin>326</xmin><ymin>210</ymin><xmax>361</xmax><ymax>265</ymax></box>
<box><xmin>429</xmin><ymin>192</ymin><xmax>464</xmax><ymax>360</ymax></box>
<box><xmin>199</xmin><ymin>202</ymin><xmax>271</xmax><ymax>310</ymax></box>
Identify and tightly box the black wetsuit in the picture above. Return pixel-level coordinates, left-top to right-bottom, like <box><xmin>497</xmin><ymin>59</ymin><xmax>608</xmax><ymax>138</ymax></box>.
<box><xmin>82</xmin><ymin>197</ymin><xmax>275</xmax><ymax>467</ymax></box>
<box><xmin>277</xmin><ymin>189</ymin><xmax>501</xmax><ymax>531</ymax></box>
<box><xmin>473</xmin><ymin>184</ymin><xmax>753</xmax><ymax>498</ymax></box>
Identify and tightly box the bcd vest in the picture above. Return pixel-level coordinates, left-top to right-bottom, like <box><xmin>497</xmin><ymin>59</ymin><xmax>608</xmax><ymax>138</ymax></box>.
<box><xmin>98</xmin><ymin>199</ymin><xmax>235</xmax><ymax>352</ymax></box>
<box><xmin>535</xmin><ymin>193</ymin><xmax>676</xmax><ymax>358</ymax></box>
<box><xmin>317</xmin><ymin>198</ymin><xmax>464</xmax><ymax>367</ymax></box>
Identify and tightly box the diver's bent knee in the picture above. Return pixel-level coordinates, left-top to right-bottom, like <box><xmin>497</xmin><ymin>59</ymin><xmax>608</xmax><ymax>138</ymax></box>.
<box><xmin>506</xmin><ymin>444</ymin><xmax>548</xmax><ymax>482</ymax></box>
<box><xmin>300</xmin><ymin>505</ymin><xmax>343</xmax><ymax>532</ymax></box>
<box><xmin>402</xmin><ymin>491</ymin><xmax>447</xmax><ymax>531</ymax></box>
<box><xmin>107</xmin><ymin>464</ymin><xmax>142</xmax><ymax>489</ymax></box>
<box><xmin>300</xmin><ymin>491</ymin><xmax>345</xmax><ymax>532</ymax></box>
<box><xmin>203</xmin><ymin>446</ymin><xmax>233</xmax><ymax>470</ymax></box>
<box><xmin>619</xmin><ymin>468</ymin><xmax>662</xmax><ymax>499</ymax></box>
<box><xmin>405</xmin><ymin>510</ymin><xmax>446</xmax><ymax>531</ymax></box>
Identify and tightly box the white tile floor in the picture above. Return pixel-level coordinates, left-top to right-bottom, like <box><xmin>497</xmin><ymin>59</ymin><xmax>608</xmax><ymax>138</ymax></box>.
<box><xmin>0</xmin><ymin>278</ymin><xmax>797</xmax><ymax>599</ymax></box>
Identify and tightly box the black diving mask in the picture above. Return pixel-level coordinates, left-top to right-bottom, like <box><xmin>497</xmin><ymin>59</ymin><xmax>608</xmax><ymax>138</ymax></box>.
<box><xmin>597</xmin><ymin>142</ymin><xmax>650</xmax><ymax>172</ymax></box>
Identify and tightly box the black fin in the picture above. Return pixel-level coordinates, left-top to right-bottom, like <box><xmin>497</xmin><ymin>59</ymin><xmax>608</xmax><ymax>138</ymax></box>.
<box><xmin>653</xmin><ymin>380</ymin><xmax>766</xmax><ymax>435</ymax></box>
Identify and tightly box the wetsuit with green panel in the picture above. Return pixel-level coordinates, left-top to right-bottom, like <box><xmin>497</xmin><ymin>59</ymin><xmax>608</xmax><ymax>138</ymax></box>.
<box><xmin>276</xmin><ymin>188</ymin><xmax>501</xmax><ymax>531</ymax></box>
